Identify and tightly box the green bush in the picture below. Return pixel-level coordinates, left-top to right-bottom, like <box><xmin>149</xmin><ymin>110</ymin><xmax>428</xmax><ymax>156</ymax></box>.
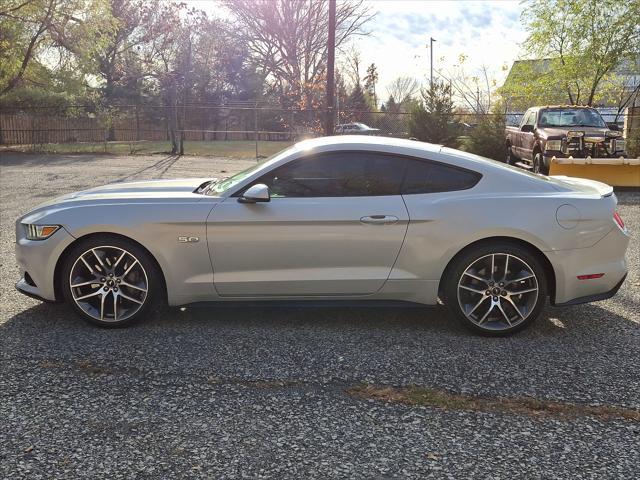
<box><xmin>460</xmin><ymin>114</ymin><xmax>506</xmax><ymax>161</ymax></box>
<box><xmin>626</xmin><ymin>125</ymin><xmax>640</xmax><ymax>158</ymax></box>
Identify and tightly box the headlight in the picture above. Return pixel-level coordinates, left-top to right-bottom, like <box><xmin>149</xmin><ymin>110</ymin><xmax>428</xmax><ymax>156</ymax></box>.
<box><xmin>613</xmin><ymin>139</ymin><xmax>625</xmax><ymax>152</ymax></box>
<box><xmin>24</xmin><ymin>224</ymin><xmax>60</xmax><ymax>240</ymax></box>
<box><xmin>545</xmin><ymin>140</ymin><xmax>562</xmax><ymax>151</ymax></box>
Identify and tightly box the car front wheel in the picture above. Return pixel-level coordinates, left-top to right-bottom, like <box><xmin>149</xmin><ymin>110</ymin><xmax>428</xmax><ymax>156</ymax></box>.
<box><xmin>61</xmin><ymin>235</ymin><xmax>161</xmax><ymax>327</ymax></box>
<box><xmin>444</xmin><ymin>243</ymin><xmax>547</xmax><ymax>335</ymax></box>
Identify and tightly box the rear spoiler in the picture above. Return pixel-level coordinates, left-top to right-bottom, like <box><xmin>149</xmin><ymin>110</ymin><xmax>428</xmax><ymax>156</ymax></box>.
<box><xmin>549</xmin><ymin>175</ymin><xmax>614</xmax><ymax>197</ymax></box>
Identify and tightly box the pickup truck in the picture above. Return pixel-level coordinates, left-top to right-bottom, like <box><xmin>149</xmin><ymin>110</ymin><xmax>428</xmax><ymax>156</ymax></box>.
<box><xmin>504</xmin><ymin>106</ymin><xmax>626</xmax><ymax>174</ymax></box>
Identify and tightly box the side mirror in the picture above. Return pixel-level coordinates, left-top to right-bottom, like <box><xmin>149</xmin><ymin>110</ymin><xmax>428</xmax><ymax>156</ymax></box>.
<box><xmin>607</xmin><ymin>122</ymin><xmax>620</xmax><ymax>131</ymax></box>
<box><xmin>238</xmin><ymin>183</ymin><xmax>270</xmax><ymax>203</ymax></box>
<box><xmin>521</xmin><ymin>124</ymin><xmax>534</xmax><ymax>133</ymax></box>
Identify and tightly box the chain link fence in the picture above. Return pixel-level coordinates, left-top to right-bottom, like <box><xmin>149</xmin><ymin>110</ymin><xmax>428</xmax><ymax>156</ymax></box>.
<box><xmin>0</xmin><ymin>104</ymin><xmax>632</xmax><ymax>159</ymax></box>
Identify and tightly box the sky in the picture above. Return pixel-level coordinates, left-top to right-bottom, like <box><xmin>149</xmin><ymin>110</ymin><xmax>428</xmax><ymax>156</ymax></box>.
<box><xmin>185</xmin><ymin>0</ymin><xmax>529</xmax><ymax>96</ymax></box>
<box><xmin>356</xmin><ymin>0</ymin><xmax>528</xmax><ymax>95</ymax></box>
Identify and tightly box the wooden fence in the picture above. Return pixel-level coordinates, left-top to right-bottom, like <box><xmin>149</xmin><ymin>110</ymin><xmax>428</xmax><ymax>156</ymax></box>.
<box><xmin>0</xmin><ymin>107</ymin><xmax>299</xmax><ymax>145</ymax></box>
<box><xmin>0</xmin><ymin>113</ymin><xmax>170</xmax><ymax>145</ymax></box>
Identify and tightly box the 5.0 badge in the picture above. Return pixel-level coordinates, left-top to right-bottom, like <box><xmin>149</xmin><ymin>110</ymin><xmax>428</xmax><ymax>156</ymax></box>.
<box><xmin>177</xmin><ymin>236</ymin><xmax>199</xmax><ymax>243</ymax></box>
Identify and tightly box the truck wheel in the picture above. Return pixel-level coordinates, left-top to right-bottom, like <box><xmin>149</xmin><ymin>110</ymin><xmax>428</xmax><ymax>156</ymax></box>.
<box><xmin>533</xmin><ymin>152</ymin><xmax>548</xmax><ymax>175</ymax></box>
<box><xmin>505</xmin><ymin>145</ymin><xmax>515</xmax><ymax>165</ymax></box>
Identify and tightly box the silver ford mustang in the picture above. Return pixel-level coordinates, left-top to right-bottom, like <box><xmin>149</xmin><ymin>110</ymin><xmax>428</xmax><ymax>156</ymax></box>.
<box><xmin>15</xmin><ymin>136</ymin><xmax>629</xmax><ymax>335</ymax></box>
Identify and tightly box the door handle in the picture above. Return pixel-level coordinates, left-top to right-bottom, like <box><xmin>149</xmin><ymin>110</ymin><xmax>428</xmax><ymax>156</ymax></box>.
<box><xmin>360</xmin><ymin>215</ymin><xmax>399</xmax><ymax>225</ymax></box>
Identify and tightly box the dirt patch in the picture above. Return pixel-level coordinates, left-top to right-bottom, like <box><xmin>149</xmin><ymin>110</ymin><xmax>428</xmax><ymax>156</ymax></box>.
<box><xmin>347</xmin><ymin>384</ymin><xmax>640</xmax><ymax>422</ymax></box>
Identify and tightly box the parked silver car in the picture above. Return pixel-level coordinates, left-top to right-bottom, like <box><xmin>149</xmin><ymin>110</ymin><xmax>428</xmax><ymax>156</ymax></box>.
<box><xmin>334</xmin><ymin>123</ymin><xmax>380</xmax><ymax>135</ymax></box>
<box><xmin>15</xmin><ymin>136</ymin><xmax>629</xmax><ymax>334</ymax></box>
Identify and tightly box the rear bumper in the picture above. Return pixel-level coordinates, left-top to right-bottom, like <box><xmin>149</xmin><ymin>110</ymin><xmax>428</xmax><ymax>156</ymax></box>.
<box><xmin>549</xmin><ymin>226</ymin><xmax>629</xmax><ymax>305</ymax></box>
<box><xmin>553</xmin><ymin>273</ymin><xmax>627</xmax><ymax>307</ymax></box>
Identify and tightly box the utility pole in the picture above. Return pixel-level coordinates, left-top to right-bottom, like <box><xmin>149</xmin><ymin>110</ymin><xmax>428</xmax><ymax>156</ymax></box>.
<box><xmin>430</xmin><ymin>37</ymin><xmax>436</xmax><ymax>91</ymax></box>
<box><xmin>325</xmin><ymin>0</ymin><xmax>336</xmax><ymax>136</ymax></box>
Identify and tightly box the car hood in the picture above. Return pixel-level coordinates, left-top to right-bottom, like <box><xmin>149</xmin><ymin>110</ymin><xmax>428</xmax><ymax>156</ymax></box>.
<box><xmin>52</xmin><ymin>178</ymin><xmax>213</xmax><ymax>203</ymax></box>
<box><xmin>22</xmin><ymin>178</ymin><xmax>217</xmax><ymax>222</ymax></box>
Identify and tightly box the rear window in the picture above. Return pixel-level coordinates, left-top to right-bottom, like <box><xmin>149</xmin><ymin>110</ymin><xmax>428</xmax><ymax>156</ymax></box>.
<box><xmin>402</xmin><ymin>159</ymin><xmax>481</xmax><ymax>194</ymax></box>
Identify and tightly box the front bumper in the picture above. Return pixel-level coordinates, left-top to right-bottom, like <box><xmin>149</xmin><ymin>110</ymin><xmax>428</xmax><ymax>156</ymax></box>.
<box><xmin>15</xmin><ymin>278</ymin><xmax>59</xmax><ymax>303</ymax></box>
<box><xmin>15</xmin><ymin>223</ymin><xmax>75</xmax><ymax>302</ymax></box>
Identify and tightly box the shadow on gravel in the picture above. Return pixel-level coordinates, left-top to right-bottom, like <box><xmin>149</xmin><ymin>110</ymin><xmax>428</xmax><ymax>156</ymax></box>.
<box><xmin>2</xmin><ymin>299</ymin><xmax>637</xmax><ymax>350</ymax></box>
<box><xmin>0</xmin><ymin>152</ymin><xmax>115</xmax><ymax>167</ymax></box>
<box><xmin>2</xmin><ymin>299</ymin><xmax>639</xmax><ymax>408</ymax></box>
<box><xmin>115</xmin><ymin>154</ymin><xmax>181</xmax><ymax>182</ymax></box>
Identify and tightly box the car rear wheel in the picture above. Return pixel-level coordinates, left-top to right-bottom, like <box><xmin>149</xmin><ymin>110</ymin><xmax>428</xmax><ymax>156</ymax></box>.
<box><xmin>61</xmin><ymin>235</ymin><xmax>160</xmax><ymax>327</ymax></box>
<box><xmin>444</xmin><ymin>243</ymin><xmax>547</xmax><ymax>335</ymax></box>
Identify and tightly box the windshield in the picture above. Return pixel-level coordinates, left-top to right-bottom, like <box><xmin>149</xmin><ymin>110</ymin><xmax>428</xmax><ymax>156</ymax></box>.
<box><xmin>207</xmin><ymin>145</ymin><xmax>297</xmax><ymax>195</ymax></box>
<box><xmin>538</xmin><ymin>108</ymin><xmax>606</xmax><ymax>128</ymax></box>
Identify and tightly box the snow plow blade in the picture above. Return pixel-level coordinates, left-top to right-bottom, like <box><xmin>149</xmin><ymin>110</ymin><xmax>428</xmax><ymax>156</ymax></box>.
<box><xmin>549</xmin><ymin>156</ymin><xmax>640</xmax><ymax>187</ymax></box>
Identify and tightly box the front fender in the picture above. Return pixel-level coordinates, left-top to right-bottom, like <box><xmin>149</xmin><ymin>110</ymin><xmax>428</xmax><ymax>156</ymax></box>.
<box><xmin>38</xmin><ymin>201</ymin><xmax>218</xmax><ymax>305</ymax></box>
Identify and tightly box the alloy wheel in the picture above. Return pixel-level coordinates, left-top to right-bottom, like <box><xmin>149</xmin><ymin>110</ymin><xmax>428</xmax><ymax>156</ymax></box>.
<box><xmin>457</xmin><ymin>253</ymin><xmax>539</xmax><ymax>331</ymax></box>
<box><xmin>69</xmin><ymin>245</ymin><xmax>148</xmax><ymax>322</ymax></box>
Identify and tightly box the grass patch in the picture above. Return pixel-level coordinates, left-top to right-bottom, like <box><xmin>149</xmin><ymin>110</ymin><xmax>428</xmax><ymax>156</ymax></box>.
<box><xmin>348</xmin><ymin>384</ymin><xmax>640</xmax><ymax>422</ymax></box>
<box><xmin>0</xmin><ymin>140</ymin><xmax>293</xmax><ymax>159</ymax></box>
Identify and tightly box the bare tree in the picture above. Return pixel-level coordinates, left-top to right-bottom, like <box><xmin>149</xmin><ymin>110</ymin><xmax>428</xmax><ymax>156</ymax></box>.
<box><xmin>386</xmin><ymin>76</ymin><xmax>419</xmax><ymax>104</ymax></box>
<box><xmin>437</xmin><ymin>64</ymin><xmax>498</xmax><ymax>115</ymax></box>
<box><xmin>224</xmin><ymin>0</ymin><xmax>373</xmax><ymax>108</ymax></box>
<box><xmin>342</xmin><ymin>46</ymin><xmax>362</xmax><ymax>88</ymax></box>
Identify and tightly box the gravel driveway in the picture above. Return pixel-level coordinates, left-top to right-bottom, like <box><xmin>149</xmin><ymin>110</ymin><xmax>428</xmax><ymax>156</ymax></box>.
<box><xmin>1</xmin><ymin>152</ymin><xmax>639</xmax><ymax>479</ymax></box>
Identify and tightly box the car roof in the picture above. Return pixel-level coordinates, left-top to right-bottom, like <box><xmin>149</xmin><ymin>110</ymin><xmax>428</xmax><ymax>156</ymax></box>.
<box><xmin>227</xmin><ymin>136</ymin><xmax>557</xmax><ymax>197</ymax></box>
<box><xmin>294</xmin><ymin>135</ymin><xmax>443</xmax><ymax>154</ymax></box>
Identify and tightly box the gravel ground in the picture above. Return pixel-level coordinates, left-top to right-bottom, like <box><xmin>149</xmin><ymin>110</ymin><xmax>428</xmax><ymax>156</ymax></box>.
<box><xmin>1</xmin><ymin>152</ymin><xmax>639</xmax><ymax>478</ymax></box>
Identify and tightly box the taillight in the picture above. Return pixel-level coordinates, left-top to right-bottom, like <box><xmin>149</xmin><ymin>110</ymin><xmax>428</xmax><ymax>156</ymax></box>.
<box><xmin>577</xmin><ymin>273</ymin><xmax>605</xmax><ymax>280</ymax></box>
<box><xmin>613</xmin><ymin>212</ymin><xmax>625</xmax><ymax>230</ymax></box>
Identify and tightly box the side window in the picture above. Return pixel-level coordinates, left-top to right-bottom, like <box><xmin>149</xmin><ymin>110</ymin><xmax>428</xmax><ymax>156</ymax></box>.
<box><xmin>402</xmin><ymin>159</ymin><xmax>481</xmax><ymax>194</ymax></box>
<box><xmin>523</xmin><ymin>110</ymin><xmax>536</xmax><ymax>127</ymax></box>
<box><xmin>251</xmin><ymin>152</ymin><xmax>406</xmax><ymax>197</ymax></box>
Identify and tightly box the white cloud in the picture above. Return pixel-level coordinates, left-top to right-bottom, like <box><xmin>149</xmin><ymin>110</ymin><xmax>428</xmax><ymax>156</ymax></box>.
<box><xmin>351</xmin><ymin>0</ymin><xmax>528</xmax><ymax>98</ymax></box>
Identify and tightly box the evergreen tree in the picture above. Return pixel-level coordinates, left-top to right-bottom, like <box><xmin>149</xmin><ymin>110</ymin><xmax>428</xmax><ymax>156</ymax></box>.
<box><xmin>409</xmin><ymin>81</ymin><xmax>457</xmax><ymax>146</ymax></box>
<box><xmin>364</xmin><ymin>63</ymin><xmax>378</xmax><ymax>108</ymax></box>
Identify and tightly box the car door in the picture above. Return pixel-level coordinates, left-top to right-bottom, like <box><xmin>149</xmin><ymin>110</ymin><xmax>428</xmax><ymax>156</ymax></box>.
<box><xmin>519</xmin><ymin>110</ymin><xmax>537</xmax><ymax>161</ymax></box>
<box><xmin>206</xmin><ymin>151</ymin><xmax>410</xmax><ymax>296</ymax></box>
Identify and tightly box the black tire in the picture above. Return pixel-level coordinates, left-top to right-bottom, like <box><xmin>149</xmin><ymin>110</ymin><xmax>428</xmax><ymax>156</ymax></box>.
<box><xmin>505</xmin><ymin>144</ymin><xmax>515</xmax><ymax>165</ymax></box>
<box><xmin>532</xmin><ymin>151</ymin><xmax>548</xmax><ymax>175</ymax></box>
<box><xmin>61</xmin><ymin>234</ymin><xmax>162</xmax><ymax>327</ymax></box>
<box><xmin>443</xmin><ymin>242</ymin><xmax>548</xmax><ymax>336</ymax></box>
